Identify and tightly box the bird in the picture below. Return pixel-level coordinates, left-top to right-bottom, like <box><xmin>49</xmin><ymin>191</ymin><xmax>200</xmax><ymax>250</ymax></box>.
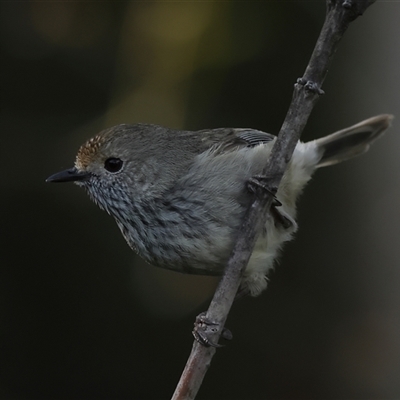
<box><xmin>47</xmin><ymin>115</ymin><xmax>393</xmax><ymax>297</ymax></box>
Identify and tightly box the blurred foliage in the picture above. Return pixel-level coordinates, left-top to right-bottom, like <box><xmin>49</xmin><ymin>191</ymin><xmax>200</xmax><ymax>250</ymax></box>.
<box><xmin>1</xmin><ymin>1</ymin><xmax>400</xmax><ymax>399</ymax></box>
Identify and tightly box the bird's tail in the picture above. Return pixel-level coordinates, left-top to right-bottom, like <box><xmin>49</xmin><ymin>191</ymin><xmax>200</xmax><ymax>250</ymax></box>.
<box><xmin>314</xmin><ymin>114</ymin><xmax>393</xmax><ymax>168</ymax></box>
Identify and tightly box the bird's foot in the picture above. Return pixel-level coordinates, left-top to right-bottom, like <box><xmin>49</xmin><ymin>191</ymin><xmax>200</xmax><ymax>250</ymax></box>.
<box><xmin>248</xmin><ymin>175</ymin><xmax>297</xmax><ymax>230</ymax></box>
<box><xmin>271</xmin><ymin>206</ymin><xmax>298</xmax><ymax>230</ymax></box>
<box><xmin>247</xmin><ymin>175</ymin><xmax>278</xmax><ymax>199</ymax></box>
<box><xmin>235</xmin><ymin>285</ymin><xmax>251</xmax><ymax>300</ymax></box>
<box><xmin>192</xmin><ymin>312</ymin><xmax>233</xmax><ymax>348</ymax></box>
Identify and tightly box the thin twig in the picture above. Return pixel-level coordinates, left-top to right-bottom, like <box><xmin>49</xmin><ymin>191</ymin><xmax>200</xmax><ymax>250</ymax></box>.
<box><xmin>171</xmin><ymin>1</ymin><xmax>376</xmax><ymax>399</ymax></box>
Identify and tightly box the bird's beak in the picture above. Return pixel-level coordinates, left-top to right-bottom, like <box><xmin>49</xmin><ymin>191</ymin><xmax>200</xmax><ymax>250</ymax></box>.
<box><xmin>46</xmin><ymin>167</ymin><xmax>90</xmax><ymax>183</ymax></box>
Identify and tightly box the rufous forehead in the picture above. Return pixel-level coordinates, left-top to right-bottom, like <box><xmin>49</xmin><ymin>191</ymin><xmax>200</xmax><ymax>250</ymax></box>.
<box><xmin>75</xmin><ymin>134</ymin><xmax>106</xmax><ymax>170</ymax></box>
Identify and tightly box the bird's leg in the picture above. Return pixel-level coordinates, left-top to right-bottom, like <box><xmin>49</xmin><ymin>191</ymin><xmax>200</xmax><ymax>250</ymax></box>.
<box><xmin>192</xmin><ymin>312</ymin><xmax>233</xmax><ymax>348</ymax></box>
<box><xmin>247</xmin><ymin>175</ymin><xmax>278</xmax><ymax>199</ymax></box>
<box><xmin>235</xmin><ymin>286</ymin><xmax>251</xmax><ymax>300</ymax></box>
<box><xmin>271</xmin><ymin>206</ymin><xmax>298</xmax><ymax>230</ymax></box>
<box><xmin>248</xmin><ymin>175</ymin><xmax>296</xmax><ymax>230</ymax></box>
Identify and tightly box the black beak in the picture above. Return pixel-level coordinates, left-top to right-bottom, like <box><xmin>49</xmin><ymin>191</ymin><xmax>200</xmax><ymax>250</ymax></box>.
<box><xmin>46</xmin><ymin>167</ymin><xmax>90</xmax><ymax>183</ymax></box>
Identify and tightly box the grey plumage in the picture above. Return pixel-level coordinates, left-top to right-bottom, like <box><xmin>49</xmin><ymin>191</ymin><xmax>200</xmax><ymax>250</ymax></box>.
<box><xmin>47</xmin><ymin>114</ymin><xmax>393</xmax><ymax>296</ymax></box>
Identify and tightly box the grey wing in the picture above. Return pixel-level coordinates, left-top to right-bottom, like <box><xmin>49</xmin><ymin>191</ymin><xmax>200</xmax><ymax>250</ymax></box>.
<box><xmin>178</xmin><ymin>126</ymin><xmax>293</xmax><ymax>230</ymax></box>
<box><xmin>174</xmin><ymin>126</ymin><xmax>276</xmax><ymax>156</ymax></box>
<box><xmin>215</xmin><ymin>128</ymin><xmax>276</xmax><ymax>155</ymax></box>
<box><xmin>192</xmin><ymin>127</ymin><xmax>275</xmax><ymax>155</ymax></box>
<box><xmin>234</xmin><ymin>129</ymin><xmax>275</xmax><ymax>147</ymax></box>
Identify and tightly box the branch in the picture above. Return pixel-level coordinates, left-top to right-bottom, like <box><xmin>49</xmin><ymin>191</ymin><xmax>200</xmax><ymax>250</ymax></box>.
<box><xmin>172</xmin><ymin>1</ymin><xmax>376</xmax><ymax>399</ymax></box>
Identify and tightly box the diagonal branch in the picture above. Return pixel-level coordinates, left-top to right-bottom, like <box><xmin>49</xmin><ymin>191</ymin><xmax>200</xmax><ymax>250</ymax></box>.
<box><xmin>172</xmin><ymin>1</ymin><xmax>377</xmax><ymax>399</ymax></box>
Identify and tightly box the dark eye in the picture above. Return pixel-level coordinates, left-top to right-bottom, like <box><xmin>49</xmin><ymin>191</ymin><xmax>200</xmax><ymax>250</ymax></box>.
<box><xmin>104</xmin><ymin>157</ymin><xmax>123</xmax><ymax>173</ymax></box>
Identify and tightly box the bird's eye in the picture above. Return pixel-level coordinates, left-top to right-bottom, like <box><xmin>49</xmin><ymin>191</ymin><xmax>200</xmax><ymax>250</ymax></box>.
<box><xmin>104</xmin><ymin>157</ymin><xmax>123</xmax><ymax>173</ymax></box>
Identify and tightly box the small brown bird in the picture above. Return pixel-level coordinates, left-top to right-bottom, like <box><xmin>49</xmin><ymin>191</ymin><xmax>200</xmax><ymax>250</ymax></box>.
<box><xmin>47</xmin><ymin>115</ymin><xmax>392</xmax><ymax>296</ymax></box>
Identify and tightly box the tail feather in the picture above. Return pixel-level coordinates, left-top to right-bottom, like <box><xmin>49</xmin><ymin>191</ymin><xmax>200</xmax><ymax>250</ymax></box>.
<box><xmin>314</xmin><ymin>114</ymin><xmax>393</xmax><ymax>168</ymax></box>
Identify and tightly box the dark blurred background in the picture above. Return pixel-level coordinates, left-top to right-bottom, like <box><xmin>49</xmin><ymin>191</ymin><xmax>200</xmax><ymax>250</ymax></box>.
<box><xmin>1</xmin><ymin>1</ymin><xmax>400</xmax><ymax>399</ymax></box>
